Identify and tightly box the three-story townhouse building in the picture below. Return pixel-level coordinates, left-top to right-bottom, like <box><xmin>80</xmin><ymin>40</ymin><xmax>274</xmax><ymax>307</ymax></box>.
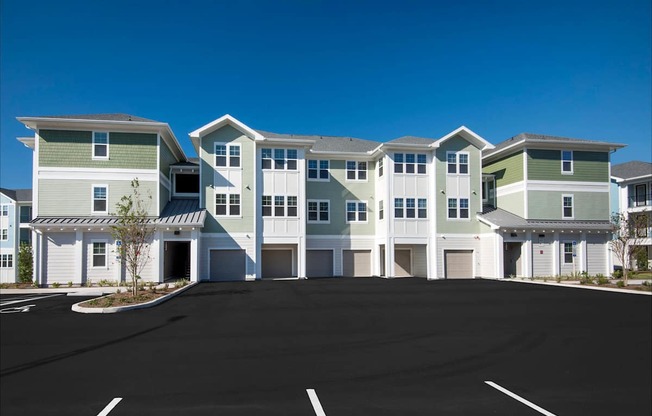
<box><xmin>17</xmin><ymin>114</ymin><xmax>206</xmax><ymax>286</ymax></box>
<box><xmin>16</xmin><ymin>113</ymin><xmax>628</xmax><ymax>284</ymax></box>
<box><xmin>611</xmin><ymin>161</ymin><xmax>652</xmax><ymax>269</ymax></box>
<box><xmin>0</xmin><ymin>188</ymin><xmax>32</xmax><ymax>282</ymax></box>
<box><xmin>480</xmin><ymin>133</ymin><xmax>625</xmax><ymax>278</ymax></box>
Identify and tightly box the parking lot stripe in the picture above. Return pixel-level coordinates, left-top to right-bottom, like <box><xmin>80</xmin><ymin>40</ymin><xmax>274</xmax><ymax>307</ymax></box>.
<box><xmin>485</xmin><ymin>381</ymin><xmax>557</xmax><ymax>416</ymax></box>
<box><xmin>0</xmin><ymin>294</ymin><xmax>63</xmax><ymax>307</ymax></box>
<box><xmin>97</xmin><ymin>397</ymin><xmax>123</xmax><ymax>416</ymax></box>
<box><xmin>306</xmin><ymin>389</ymin><xmax>327</xmax><ymax>416</ymax></box>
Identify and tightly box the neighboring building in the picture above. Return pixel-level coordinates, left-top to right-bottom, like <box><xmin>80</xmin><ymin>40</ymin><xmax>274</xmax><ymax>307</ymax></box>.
<box><xmin>611</xmin><ymin>161</ymin><xmax>652</xmax><ymax>269</ymax></box>
<box><xmin>0</xmin><ymin>188</ymin><xmax>32</xmax><ymax>283</ymax></box>
<box><xmin>15</xmin><ymin>113</ymin><xmax>627</xmax><ymax>284</ymax></box>
<box><xmin>480</xmin><ymin>133</ymin><xmax>624</xmax><ymax>278</ymax></box>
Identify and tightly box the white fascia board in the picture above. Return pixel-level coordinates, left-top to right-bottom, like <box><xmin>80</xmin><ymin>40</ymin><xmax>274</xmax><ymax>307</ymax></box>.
<box><xmin>611</xmin><ymin>174</ymin><xmax>652</xmax><ymax>184</ymax></box>
<box><xmin>432</xmin><ymin>126</ymin><xmax>495</xmax><ymax>151</ymax></box>
<box><xmin>17</xmin><ymin>117</ymin><xmax>168</xmax><ymax>132</ymax></box>
<box><xmin>260</xmin><ymin>137</ymin><xmax>315</xmax><ymax>146</ymax></box>
<box><xmin>380</xmin><ymin>143</ymin><xmax>432</xmax><ymax>151</ymax></box>
<box><xmin>188</xmin><ymin>114</ymin><xmax>264</xmax><ymax>141</ymax></box>
<box><xmin>307</xmin><ymin>149</ymin><xmax>375</xmax><ymax>158</ymax></box>
<box><xmin>485</xmin><ymin>139</ymin><xmax>626</xmax><ymax>162</ymax></box>
<box><xmin>17</xmin><ymin>137</ymin><xmax>35</xmax><ymax>149</ymax></box>
<box><xmin>476</xmin><ymin>215</ymin><xmax>500</xmax><ymax>230</ymax></box>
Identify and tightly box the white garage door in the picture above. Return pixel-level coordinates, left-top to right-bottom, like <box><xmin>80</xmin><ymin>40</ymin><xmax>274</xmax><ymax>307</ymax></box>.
<box><xmin>306</xmin><ymin>250</ymin><xmax>333</xmax><ymax>278</ymax></box>
<box><xmin>45</xmin><ymin>232</ymin><xmax>76</xmax><ymax>285</ymax></box>
<box><xmin>262</xmin><ymin>250</ymin><xmax>293</xmax><ymax>279</ymax></box>
<box><xmin>210</xmin><ymin>249</ymin><xmax>246</xmax><ymax>281</ymax></box>
<box><xmin>444</xmin><ymin>250</ymin><xmax>474</xmax><ymax>279</ymax></box>
<box><xmin>343</xmin><ymin>250</ymin><xmax>371</xmax><ymax>277</ymax></box>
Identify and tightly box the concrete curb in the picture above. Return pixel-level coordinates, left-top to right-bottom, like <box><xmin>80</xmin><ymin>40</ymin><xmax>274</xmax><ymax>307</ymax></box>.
<box><xmin>0</xmin><ymin>287</ymin><xmax>122</xmax><ymax>295</ymax></box>
<box><xmin>71</xmin><ymin>282</ymin><xmax>198</xmax><ymax>314</ymax></box>
<box><xmin>486</xmin><ymin>277</ymin><xmax>652</xmax><ymax>296</ymax></box>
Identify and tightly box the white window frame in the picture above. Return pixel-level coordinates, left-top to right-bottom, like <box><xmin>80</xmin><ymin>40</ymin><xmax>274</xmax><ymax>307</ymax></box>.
<box><xmin>91</xmin><ymin>184</ymin><xmax>108</xmax><ymax>215</ymax></box>
<box><xmin>346</xmin><ymin>200</ymin><xmax>368</xmax><ymax>223</ymax></box>
<box><xmin>0</xmin><ymin>254</ymin><xmax>13</xmax><ymax>268</ymax></box>
<box><xmin>379</xmin><ymin>200</ymin><xmax>384</xmax><ymax>220</ymax></box>
<box><xmin>92</xmin><ymin>131</ymin><xmax>109</xmax><ymax>160</ymax></box>
<box><xmin>91</xmin><ymin>240</ymin><xmax>109</xmax><ymax>269</ymax></box>
<box><xmin>1</xmin><ymin>228</ymin><xmax>7</xmax><ymax>241</ymax></box>
<box><xmin>214</xmin><ymin>143</ymin><xmax>241</xmax><ymax>168</ymax></box>
<box><xmin>447</xmin><ymin>197</ymin><xmax>470</xmax><ymax>220</ymax></box>
<box><xmin>346</xmin><ymin>161</ymin><xmax>368</xmax><ymax>182</ymax></box>
<box><xmin>562</xmin><ymin>194</ymin><xmax>574</xmax><ymax>219</ymax></box>
<box><xmin>307</xmin><ymin>199</ymin><xmax>330</xmax><ymax>223</ymax></box>
<box><xmin>307</xmin><ymin>159</ymin><xmax>330</xmax><ymax>181</ymax></box>
<box><xmin>561</xmin><ymin>150</ymin><xmax>573</xmax><ymax>174</ymax></box>
<box><xmin>446</xmin><ymin>151</ymin><xmax>470</xmax><ymax>175</ymax></box>
<box><xmin>215</xmin><ymin>191</ymin><xmax>241</xmax><ymax>217</ymax></box>
<box><xmin>563</xmin><ymin>242</ymin><xmax>574</xmax><ymax>264</ymax></box>
<box><xmin>0</xmin><ymin>204</ymin><xmax>8</xmax><ymax>216</ymax></box>
<box><xmin>262</xmin><ymin>195</ymin><xmax>299</xmax><ymax>218</ymax></box>
<box><xmin>378</xmin><ymin>157</ymin><xmax>384</xmax><ymax>177</ymax></box>
<box><xmin>394</xmin><ymin>153</ymin><xmax>427</xmax><ymax>175</ymax></box>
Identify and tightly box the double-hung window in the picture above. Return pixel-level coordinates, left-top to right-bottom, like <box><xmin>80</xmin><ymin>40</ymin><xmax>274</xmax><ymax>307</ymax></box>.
<box><xmin>561</xmin><ymin>151</ymin><xmax>573</xmax><ymax>174</ymax></box>
<box><xmin>405</xmin><ymin>198</ymin><xmax>416</xmax><ymax>218</ymax></box>
<box><xmin>19</xmin><ymin>206</ymin><xmax>31</xmax><ymax>223</ymax></box>
<box><xmin>93</xmin><ymin>132</ymin><xmax>109</xmax><ymax>159</ymax></box>
<box><xmin>394</xmin><ymin>154</ymin><xmax>404</xmax><ymax>173</ymax></box>
<box><xmin>417</xmin><ymin>198</ymin><xmax>427</xmax><ymax>218</ymax></box>
<box><xmin>262</xmin><ymin>195</ymin><xmax>298</xmax><ymax>217</ymax></box>
<box><xmin>262</xmin><ymin>149</ymin><xmax>273</xmax><ymax>169</ymax></box>
<box><xmin>262</xmin><ymin>148</ymin><xmax>298</xmax><ymax>170</ymax></box>
<box><xmin>562</xmin><ymin>195</ymin><xmax>573</xmax><ymax>219</ymax></box>
<box><xmin>563</xmin><ymin>242</ymin><xmax>574</xmax><ymax>264</ymax></box>
<box><xmin>92</xmin><ymin>242</ymin><xmax>107</xmax><ymax>268</ymax></box>
<box><xmin>447</xmin><ymin>152</ymin><xmax>469</xmax><ymax>174</ymax></box>
<box><xmin>1</xmin><ymin>228</ymin><xmax>7</xmax><ymax>241</ymax></box>
<box><xmin>92</xmin><ymin>185</ymin><xmax>108</xmax><ymax>214</ymax></box>
<box><xmin>1</xmin><ymin>205</ymin><xmax>8</xmax><ymax>216</ymax></box>
<box><xmin>447</xmin><ymin>153</ymin><xmax>457</xmax><ymax>174</ymax></box>
<box><xmin>215</xmin><ymin>144</ymin><xmax>240</xmax><ymax>167</ymax></box>
<box><xmin>346</xmin><ymin>161</ymin><xmax>367</xmax><ymax>181</ymax></box>
<box><xmin>394</xmin><ymin>198</ymin><xmax>404</xmax><ymax>218</ymax></box>
<box><xmin>274</xmin><ymin>149</ymin><xmax>285</xmax><ymax>169</ymax></box>
<box><xmin>346</xmin><ymin>201</ymin><xmax>367</xmax><ymax>223</ymax></box>
<box><xmin>379</xmin><ymin>200</ymin><xmax>384</xmax><ymax>220</ymax></box>
<box><xmin>307</xmin><ymin>200</ymin><xmax>329</xmax><ymax>223</ymax></box>
<box><xmin>215</xmin><ymin>193</ymin><xmax>240</xmax><ymax>216</ymax></box>
<box><xmin>307</xmin><ymin>160</ymin><xmax>329</xmax><ymax>180</ymax></box>
<box><xmin>395</xmin><ymin>198</ymin><xmax>427</xmax><ymax>219</ymax></box>
<box><xmin>262</xmin><ymin>196</ymin><xmax>272</xmax><ymax>216</ymax></box>
<box><xmin>394</xmin><ymin>153</ymin><xmax>427</xmax><ymax>174</ymax></box>
<box><xmin>0</xmin><ymin>254</ymin><xmax>12</xmax><ymax>268</ymax></box>
<box><xmin>378</xmin><ymin>158</ymin><xmax>384</xmax><ymax>177</ymax></box>
<box><xmin>447</xmin><ymin>198</ymin><xmax>469</xmax><ymax>219</ymax></box>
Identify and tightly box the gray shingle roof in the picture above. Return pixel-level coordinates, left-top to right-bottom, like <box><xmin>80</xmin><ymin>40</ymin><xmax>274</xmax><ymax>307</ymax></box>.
<box><xmin>478</xmin><ymin>207</ymin><xmax>612</xmax><ymax>231</ymax></box>
<box><xmin>0</xmin><ymin>188</ymin><xmax>31</xmax><ymax>202</ymax></box>
<box><xmin>485</xmin><ymin>132</ymin><xmax>625</xmax><ymax>158</ymax></box>
<box><xmin>33</xmin><ymin>113</ymin><xmax>160</xmax><ymax>123</ymax></box>
<box><xmin>611</xmin><ymin>161</ymin><xmax>652</xmax><ymax>180</ymax></box>
<box><xmin>257</xmin><ymin>130</ymin><xmax>379</xmax><ymax>153</ymax></box>
<box><xmin>386</xmin><ymin>136</ymin><xmax>436</xmax><ymax>145</ymax></box>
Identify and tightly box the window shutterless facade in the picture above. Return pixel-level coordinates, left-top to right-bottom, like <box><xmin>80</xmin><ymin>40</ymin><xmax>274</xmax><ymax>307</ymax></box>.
<box><xmin>307</xmin><ymin>200</ymin><xmax>329</xmax><ymax>223</ymax></box>
<box><xmin>447</xmin><ymin>152</ymin><xmax>469</xmax><ymax>174</ymax></box>
<box><xmin>1</xmin><ymin>228</ymin><xmax>7</xmax><ymax>241</ymax></box>
<box><xmin>563</xmin><ymin>242</ymin><xmax>573</xmax><ymax>263</ymax></box>
<box><xmin>379</xmin><ymin>200</ymin><xmax>384</xmax><ymax>220</ymax></box>
<box><xmin>215</xmin><ymin>192</ymin><xmax>240</xmax><ymax>216</ymax></box>
<box><xmin>346</xmin><ymin>201</ymin><xmax>367</xmax><ymax>223</ymax></box>
<box><xmin>0</xmin><ymin>254</ymin><xmax>12</xmax><ymax>268</ymax></box>
<box><xmin>262</xmin><ymin>195</ymin><xmax>298</xmax><ymax>217</ymax></box>
<box><xmin>92</xmin><ymin>185</ymin><xmax>108</xmax><ymax>214</ymax></box>
<box><xmin>1</xmin><ymin>205</ymin><xmax>8</xmax><ymax>216</ymax></box>
<box><xmin>394</xmin><ymin>153</ymin><xmax>427</xmax><ymax>174</ymax></box>
<box><xmin>92</xmin><ymin>132</ymin><xmax>109</xmax><ymax>160</ymax></box>
<box><xmin>561</xmin><ymin>150</ymin><xmax>573</xmax><ymax>174</ymax></box>
<box><xmin>346</xmin><ymin>161</ymin><xmax>367</xmax><ymax>181</ymax></box>
<box><xmin>19</xmin><ymin>206</ymin><xmax>32</xmax><ymax>223</ymax></box>
<box><xmin>262</xmin><ymin>148</ymin><xmax>298</xmax><ymax>170</ymax></box>
<box><xmin>307</xmin><ymin>160</ymin><xmax>329</xmax><ymax>181</ymax></box>
<box><xmin>378</xmin><ymin>158</ymin><xmax>384</xmax><ymax>177</ymax></box>
<box><xmin>215</xmin><ymin>144</ymin><xmax>240</xmax><ymax>167</ymax></box>
<box><xmin>92</xmin><ymin>241</ymin><xmax>107</xmax><ymax>268</ymax></box>
<box><xmin>19</xmin><ymin>229</ymin><xmax>31</xmax><ymax>245</ymax></box>
<box><xmin>562</xmin><ymin>195</ymin><xmax>573</xmax><ymax>219</ymax></box>
<box><xmin>447</xmin><ymin>198</ymin><xmax>469</xmax><ymax>219</ymax></box>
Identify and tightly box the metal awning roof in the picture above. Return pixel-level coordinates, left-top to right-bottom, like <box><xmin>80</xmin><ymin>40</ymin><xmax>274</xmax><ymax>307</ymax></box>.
<box><xmin>478</xmin><ymin>207</ymin><xmax>612</xmax><ymax>232</ymax></box>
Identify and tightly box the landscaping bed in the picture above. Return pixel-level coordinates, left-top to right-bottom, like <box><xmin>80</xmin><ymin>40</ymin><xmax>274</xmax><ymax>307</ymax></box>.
<box><xmin>78</xmin><ymin>281</ymin><xmax>190</xmax><ymax>308</ymax></box>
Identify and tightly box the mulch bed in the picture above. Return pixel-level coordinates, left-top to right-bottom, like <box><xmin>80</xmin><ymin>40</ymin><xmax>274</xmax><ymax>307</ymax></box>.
<box><xmin>79</xmin><ymin>288</ymin><xmax>179</xmax><ymax>308</ymax></box>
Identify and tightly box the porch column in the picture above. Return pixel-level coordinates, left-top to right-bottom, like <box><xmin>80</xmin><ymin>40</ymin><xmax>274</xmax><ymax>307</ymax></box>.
<box><xmin>190</xmin><ymin>230</ymin><xmax>199</xmax><ymax>282</ymax></box>
<box><xmin>524</xmin><ymin>231</ymin><xmax>532</xmax><ymax>278</ymax></box>
<box><xmin>579</xmin><ymin>232</ymin><xmax>587</xmax><ymax>273</ymax></box>
<box><xmin>386</xmin><ymin>237</ymin><xmax>395</xmax><ymax>278</ymax></box>
<box><xmin>495</xmin><ymin>231</ymin><xmax>504</xmax><ymax>278</ymax></box>
<box><xmin>75</xmin><ymin>230</ymin><xmax>83</xmax><ymax>284</ymax></box>
<box><xmin>552</xmin><ymin>232</ymin><xmax>560</xmax><ymax>277</ymax></box>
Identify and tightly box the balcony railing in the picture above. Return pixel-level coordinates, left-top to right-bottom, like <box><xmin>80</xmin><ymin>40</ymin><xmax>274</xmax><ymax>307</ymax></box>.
<box><xmin>628</xmin><ymin>195</ymin><xmax>651</xmax><ymax>209</ymax></box>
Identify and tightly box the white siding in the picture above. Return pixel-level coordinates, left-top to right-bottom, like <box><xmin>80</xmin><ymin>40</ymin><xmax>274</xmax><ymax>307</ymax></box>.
<box><xmin>44</xmin><ymin>232</ymin><xmax>76</xmax><ymax>285</ymax></box>
<box><xmin>559</xmin><ymin>234</ymin><xmax>582</xmax><ymax>276</ymax></box>
<box><xmin>478</xmin><ymin>233</ymin><xmax>496</xmax><ymax>278</ymax></box>
<box><xmin>532</xmin><ymin>234</ymin><xmax>554</xmax><ymax>277</ymax></box>
<box><xmin>83</xmin><ymin>232</ymin><xmax>116</xmax><ymax>283</ymax></box>
<box><xmin>587</xmin><ymin>234</ymin><xmax>608</xmax><ymax>275</ymax></box>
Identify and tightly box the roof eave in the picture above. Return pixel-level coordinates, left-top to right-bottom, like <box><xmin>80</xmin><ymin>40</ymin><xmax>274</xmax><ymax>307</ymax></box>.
<box><xmin>188</xmin><ymin>114</ymin><xmax>264</xmax><ymax>141</ymax></box>
<box><xmin>432</xmin><ymin>126</ymin><xmax>495</xmax><ymax>151</ymax></box>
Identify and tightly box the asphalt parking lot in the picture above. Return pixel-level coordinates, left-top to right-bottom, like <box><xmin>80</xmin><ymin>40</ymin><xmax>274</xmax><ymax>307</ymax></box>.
<box><xmin>1</xmin><ymin>278</ymin><xmax>650</xmax><ymax>415</ymax></box>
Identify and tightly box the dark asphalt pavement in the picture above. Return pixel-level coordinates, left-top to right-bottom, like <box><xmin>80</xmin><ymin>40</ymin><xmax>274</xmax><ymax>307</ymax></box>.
<box><xmin>1</xmin><ymin>279</ymin><xmax>650</xmax><ymax>415</ymax></box>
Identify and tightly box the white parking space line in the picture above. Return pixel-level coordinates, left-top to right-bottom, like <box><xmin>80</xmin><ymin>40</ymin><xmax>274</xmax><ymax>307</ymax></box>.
<box><xmin>485</xmin><ymin>381</ymin><xmax>557</xmax><ymax>416</ymax></box>
<box><xmin>306</xmin><ymin>389</ymin><xmax>327</xmax><ymax>416</ymax></box>
<box><xmin>0</xmin><ymin>294</ymin><xmax>63</xmax><ymax>307</ymax></box>
<box><xmin>97</xmin><ymin>397</ymin><xmax>123</xmax><ymax>416</ymax></box>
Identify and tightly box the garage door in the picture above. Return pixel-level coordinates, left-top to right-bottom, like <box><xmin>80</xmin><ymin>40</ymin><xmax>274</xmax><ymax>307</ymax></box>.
<box><xmin>210</xmin><ymin>249</ymin><xmax>246</xmax><ymax>281</ymax></box>
<box><xmin>444</xmin><ymin>250</ymin><xmax>474</xmax><ymax>279</ymax></box>
<box><xmin>395</xmin><ymin>249</ymin><xmax>411</xmax><ymax>277</ymax></box>
<box><xmin>343</xmin><ymin>250</ymin><xmax>371</xmax><ymax>277</ymax></box>
<box><xmin>306</xmin><ymin>250</ymin><xmax>333</xmax><ymax>278</ymax></box>
<box><xmin>262</xmin><ymin>250</ymin><xmax>293</xmax><ymax>278</ymax></box>
<box><xmin>45</xmin><ymin>232</ymin><xmax>76</xmax><ymax>284</ymax></box>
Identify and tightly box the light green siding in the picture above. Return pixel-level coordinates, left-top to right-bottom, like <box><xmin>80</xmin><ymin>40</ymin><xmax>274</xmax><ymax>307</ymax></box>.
<box><xmin>38</xmin><ymin>179</ymin><xmax>158</xmax><ymax>216</ymax></box>
<box><xmin>306</xmin><ymin>160</ymin><xmax>376</xmax><ymax>235</ymax></box>
<box><xmin>435</xmin><ymin>136</ymin><xmax>482</xmax><ymax>234</ymax></box>
<box><xmin>483</xmin><ymin>152</ymin><xmax>523</xmax><ymax>187</ymax></box>
<box><xmin>200</xmin><ymin>125</ymin><xmax>255</xmax><ymax>234</ymax></box>
<box><xmin>527</xmin><ymin>149</ymin><xmax>609</xmax><ymax>182</ymax></box>
<box><xmin>39</xmin><ymin>130</ymin><xmax>157</xmax><ymax>169</ymax></box>
<box><xmin>528</xmin><ymin>191</ymin><xmax>610</xmax><ymax>220</ymax></box>
<box><xmin>159</xmin><ymin>141</ymin><xmax>177</xmax><ymax>178</ymax></box>
<box><xmin>497</xmin><ymin>191</ymin><xmax>525</xmax><ymax>218</ymax></box>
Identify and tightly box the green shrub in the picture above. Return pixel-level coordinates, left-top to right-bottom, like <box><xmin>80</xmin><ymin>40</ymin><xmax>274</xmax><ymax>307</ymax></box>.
<box><xmin>51</xmin><ymin>282</ymin><xmax>61</xmax><ymax>288</ymax></box>
<box><xmin>17</xmin><ymin>243</ymin><xmax>34</xmax><ymax>283</ymax></box>
<box><xmin>596</xmin><ymin>274</ymin><xmax>609</xmax><ymax>285</ymax></box>
<box><xmin>579</xmin><ymin>275</ymin><xmax>593</xmax><ymax>285</ymax></box>
<box><xmin>635</xmin><ymin>249</ymin><xmax>649</xmax><ymax>271</ymax></box>
<box><xmin>67</xmin><ymin>281</ymin><xmax>73</xmax><ymax>287</ymax></box>
<box><xmin>616</xmin><ymin>280</ymin><xmax>625</xmax><ymax>288</ymax></box>
<box><xmin>612</xmin><ymin>269</ymin><xmax>623</xmax><ymax>279</ymax></box>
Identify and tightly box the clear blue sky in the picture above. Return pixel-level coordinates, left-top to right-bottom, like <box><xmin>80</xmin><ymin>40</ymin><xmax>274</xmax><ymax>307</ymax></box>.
<box><xmin>1</xmin><ymin>0</ymin><xmax>650</xmax><ymax>189</ymax></box>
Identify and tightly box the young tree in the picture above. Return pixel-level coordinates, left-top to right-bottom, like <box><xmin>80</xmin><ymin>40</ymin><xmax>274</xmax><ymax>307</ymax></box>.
<box><xmin>610</xmin><ymin>212</ymin><xmax>649</xmax><ymax>286</ymax></box>
<box><xmin>111</xmin><ymin>179</ymin><xmax>155</xmax><ymax>297</ymax></box>
<box><xmin>17</xmin><ymin>242</ymin><xmax>34</xmax><ymax>283</ymax></box>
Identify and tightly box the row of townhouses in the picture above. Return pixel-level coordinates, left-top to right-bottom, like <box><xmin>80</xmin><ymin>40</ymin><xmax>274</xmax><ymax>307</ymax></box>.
<box><xmin>1</xmin><ymin>113</ymin><xmax>649</xmax><ymax>284</ymax></box>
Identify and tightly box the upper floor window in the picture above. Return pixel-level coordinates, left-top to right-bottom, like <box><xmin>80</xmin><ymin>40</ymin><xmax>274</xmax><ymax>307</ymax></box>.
<box><xmin>346</xmin><ymin>201</ymin><xmax>367</xmax><ymax>223</ymax></box>
<box><xmin>1</xmin><ymin>228</ymin><xmax>7</xmax><ymax>241</ymax></box>
<box><xmin>215</xmin><ymin>144</ymin><xmax>240</xmax><ymax>167</ymax></box>
<box><xmin>0</xmin><ymin>205</ymin><xmax>7</xmax><ymax>216</ymax></box>
<box><xmin>379</xmin><ymin>200</ymin><xmax>384</xmax><ymax>220</ymax></box>
<box><xmin>448</xmin><ymin>198</ymin><xmax>469</xmax><ymax>219</ymax></box>
<box><xmin>307</xmin><ymin>200</ymin><xmax>329</xmax><ymax>223</ymax></box>
<box><xmin>262</xmin><ymin>148</ymin><xmax>297</xmax><ymax>170</ymax></box>
<box><xmin>394</xmin><ymin>153</ymin><xmax>427</xmax><ymax>174</ymax></box>
<box><xmin>635</xmin><ymin>184</ymin><xmax>648</xmax><ymax>207</ymax></box>
<box><xmin>216</xmin><ymin>192</ymin><xmax>240</xmax><ymax>216</ymax></box>
<box><xmin>262</xmin><ymin>195</ymin><xmax>298</xmax><ymax>217</ymax></box>
<box><xmin>92</xmin><ymin>185</ymin><xmax>108</xmax><ymax>214</ymax></box>
<box><xmin>447</xmin><ymin>152</ymin><xmax>469</xmax><ymax>174</ymax></box>
<box><xmin>0</xmin><ymin>254</ymin><xmax>12</xmax><ymax>268</ymax></box>
<box><xmin>395</xmin><ymin>198</ymin><xmax>427</xmax><ymax>219</ymax></box>
<box><xmin>561</xmin><ymin>151</ymin><xmax>573</xmax><ymax>174</ymax></box>
<box><xmin>562</xmin><ymin>195</ymin><xmax>573</xmax><ymax>219</ymax></box>
<box><xmin>92</xmin><ymin>241</ymin><xmax>107</xmax><ymax>268</ymax></box>
<box><xmin>19</xmin><ymin>206</ymin><xmax>32</xmax><ymax>223</ymax></box>
<box><xmin>378</xmin><ymin>158</ymin><xmax>384</xmax><ymax>177</ymax></box>
<box><xmin>19</xmin><ymin>229</ymin><xmax>31</xmax><ymax>245</ymax></box>
<box><xmin>308</xmin><ymin>160</ymin><xmax>329</xmax><ymax>181</ymax></box>
<box><xmin>346</xmin><ymin>161</ymin><xmax>367</xmax><ymax>181</ymax></box>
<box><xmin>93</xmin><ymin>132</ymin><xmax>109</xmax><ymax>160</ymax></box>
